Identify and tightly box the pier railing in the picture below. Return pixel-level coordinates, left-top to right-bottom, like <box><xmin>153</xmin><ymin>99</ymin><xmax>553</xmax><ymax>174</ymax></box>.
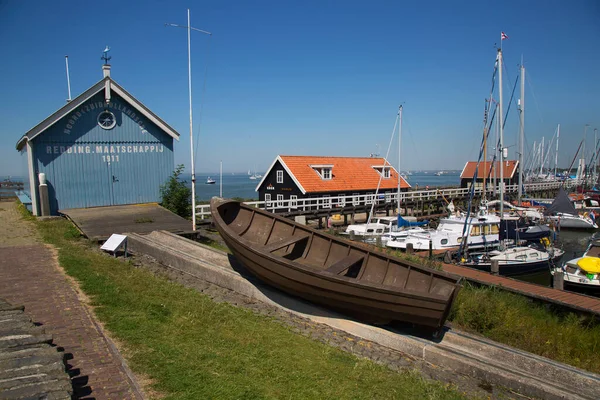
<box><xmin>195</xmin><ymin>180</ymin><xmax>566</xmax><ymax>219</ymax></box>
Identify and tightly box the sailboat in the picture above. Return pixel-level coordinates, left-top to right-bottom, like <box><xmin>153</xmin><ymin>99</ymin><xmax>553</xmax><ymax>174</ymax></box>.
<box><xmin>249</xmin><ymin>166</ymin><xmax>262</xmax><ymax>180</ymax></box>
<box><xmin>344</xmin><ymin>106</ymin><xmax>428</xmax><ymax>245</ymax></box>
<box><xmin>455</xmin><ymin>47</ymin><xmax>564</xmax><ymax>274</ymax></box>
<box><xmin>545</xmin><ymin>187</ymin><xmax>598</xmax><ymax>229</ymax></box>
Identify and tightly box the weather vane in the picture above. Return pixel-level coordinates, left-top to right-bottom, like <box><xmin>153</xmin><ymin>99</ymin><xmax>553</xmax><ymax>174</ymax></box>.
<box><xmin>101</xmin><ymin>46</ymin><xmax>111</xmax><ymax>65</ymax></box>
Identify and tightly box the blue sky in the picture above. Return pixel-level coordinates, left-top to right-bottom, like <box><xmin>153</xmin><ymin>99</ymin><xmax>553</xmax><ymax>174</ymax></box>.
<box><xmin>1</xmin><ymin>0</ymin><xmax>599</xmax><ymax>175</ymax></box>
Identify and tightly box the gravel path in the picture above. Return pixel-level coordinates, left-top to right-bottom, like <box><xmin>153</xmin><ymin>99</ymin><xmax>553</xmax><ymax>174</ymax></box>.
<box><xmin>0</xmin><ymin>201</ymin><xmax>40</xmax><ymax>247</ymax></box>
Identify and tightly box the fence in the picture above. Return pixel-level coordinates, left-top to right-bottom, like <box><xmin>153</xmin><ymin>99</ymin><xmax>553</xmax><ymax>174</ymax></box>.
<box><xmin>196</xmin><ymin>180</ymin><xmax>567</xmax><ymax>219</ymax></box>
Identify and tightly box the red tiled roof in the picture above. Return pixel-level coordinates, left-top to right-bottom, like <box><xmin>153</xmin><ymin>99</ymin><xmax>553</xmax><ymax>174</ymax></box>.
<box><xmin>278</xmin><ymin>155</ymin><xmax>410</xmax><ymax>194</ymax></box>
<box><xmin>460</xmin><ymin>160</ymin><xmax>518</xmax><ymax>179</ymax></box>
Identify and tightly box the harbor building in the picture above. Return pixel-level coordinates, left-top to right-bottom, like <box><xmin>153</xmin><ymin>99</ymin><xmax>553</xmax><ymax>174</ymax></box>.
<box><xmin>256</xmin><ymin>155</ymin><xmax>410</xmax><ymax>210</ymax></box>
<box><xmin>460</xmin><ymin>160</ymin><xmax>519</xmax><ymax>189</ymax></box>
<box><xmin>15</xmin><ymin>64</ymin><xmax>179</xmax><ymax>216</ymax></box>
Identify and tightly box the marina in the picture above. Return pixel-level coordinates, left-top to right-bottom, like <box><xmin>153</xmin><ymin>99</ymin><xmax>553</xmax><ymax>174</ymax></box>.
<box><xmin>2</xmin><ymin>2</ymin><xmax>599</xmax><ymax>399</ymax></box>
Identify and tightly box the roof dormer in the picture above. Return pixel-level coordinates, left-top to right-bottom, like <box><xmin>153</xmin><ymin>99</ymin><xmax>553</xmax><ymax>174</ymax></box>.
<box><xmin>372</xmin><ymin>165</ymin><xmax>391</xmax><ymax>179</ymax></box>
<box><xmin>310</xmin><ymin>164</ymin><xmax>334</xmax><ymax>180</ymax></box>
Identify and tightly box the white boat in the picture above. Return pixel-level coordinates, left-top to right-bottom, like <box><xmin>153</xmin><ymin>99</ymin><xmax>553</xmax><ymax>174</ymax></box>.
<box><xmin>248</xmin><ymin>166</ymin><xmax>262</xmax><ymax>180</ymax></box>
<box><xmin>462</xmin><ymin>245</ymin><xmax>564</xmax><ymax>276</ymax></box>
<box><xmin>545</xmin><ymin>187</ymin><xmax>598</xmax><ymax>229</ymax></box>
<box><xmin>343</xmin><ymin>216</ymin><xmax>399</xmax><ymax>242</ymax></box>
<box><xmin>553</xmin><ymin>239</ymin><xmax>600</xmax><ymax>296</ymax></box>
<box><xmin>386</xmin><ymin>202</ymin><xmax>501</xmax><ymax>251</ymax></box>
<box><xmin>486</xmin><ymin>199</ymin><xmax>545</xmax><ymax>221</ymax></box>
<box><xmin>206</xmin><ymin>177</ymin><xmax>216</xmax><ymax>184</ymax></box>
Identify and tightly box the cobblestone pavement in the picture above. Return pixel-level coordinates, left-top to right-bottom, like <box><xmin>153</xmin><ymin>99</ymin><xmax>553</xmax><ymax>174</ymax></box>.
<box><xmin>0</xmin><ymin>201</ymin><xmax>144</xmax><ymax>399</ymax></box>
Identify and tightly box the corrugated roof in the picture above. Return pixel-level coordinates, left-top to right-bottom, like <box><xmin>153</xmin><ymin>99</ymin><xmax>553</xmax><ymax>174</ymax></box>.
<box><xmin>460</xmin><ymin>160</ymin><xmax>518</xmax><ymax>179</ymax></box>
<box><xmin>274</xmin><ymin>155</ymin><xmax>411</xmax><ymax>194</ymax></box>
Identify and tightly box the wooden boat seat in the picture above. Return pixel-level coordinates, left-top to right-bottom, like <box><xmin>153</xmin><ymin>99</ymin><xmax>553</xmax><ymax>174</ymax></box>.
<box><xmin>264</xmin><ymin>234</ymin><xmax>310</xmax><ymax>253</ymax></box>
<box><xmin>325</xmin><ymin>253</ymin><xmax>365</xmax><ymax>276</ymax></box>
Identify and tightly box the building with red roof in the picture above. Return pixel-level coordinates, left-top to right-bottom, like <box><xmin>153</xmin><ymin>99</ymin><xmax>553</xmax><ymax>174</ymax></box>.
<box><xmin>256</xmin><ymin>155</ymin><xmax>410</xmax><ymax>210</ymax></box>
<box><xmin>460</xmin><ymin>160</ymin><xmax>519</xmax><ymax>189</ymax></box>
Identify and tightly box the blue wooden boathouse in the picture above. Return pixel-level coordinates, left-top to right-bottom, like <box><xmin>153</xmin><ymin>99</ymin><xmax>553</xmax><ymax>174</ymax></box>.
<box><xmin>16</xmin><ymin>64</ymin><xmax>180</xmax><ymax>216</ymax></box>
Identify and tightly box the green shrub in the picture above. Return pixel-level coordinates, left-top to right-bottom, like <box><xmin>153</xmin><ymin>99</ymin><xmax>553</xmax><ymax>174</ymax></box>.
<box><xmin>160</xmin><ymin>164</ymin><xmax>192</xmax><ymax>219</ymax></box>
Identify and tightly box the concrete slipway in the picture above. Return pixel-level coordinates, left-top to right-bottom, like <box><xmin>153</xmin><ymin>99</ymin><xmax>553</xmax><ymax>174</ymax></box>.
<box><xmin>126</xmin><ymin>230</ymin><xmax>600</xmax><ymax>400</ymax></box>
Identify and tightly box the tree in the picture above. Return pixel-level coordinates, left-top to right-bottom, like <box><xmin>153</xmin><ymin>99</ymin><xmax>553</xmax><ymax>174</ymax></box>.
<box><xmin>160</xmin><ymin>164</ymin><xmax>192</xmax><ymax>219</ymax></box>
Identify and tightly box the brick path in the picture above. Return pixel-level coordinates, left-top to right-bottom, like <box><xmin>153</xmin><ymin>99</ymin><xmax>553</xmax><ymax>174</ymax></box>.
<box><xmin>0</xmin><ymin>202</ymin><xmax>144</xmax><ymax>399</ymax></box>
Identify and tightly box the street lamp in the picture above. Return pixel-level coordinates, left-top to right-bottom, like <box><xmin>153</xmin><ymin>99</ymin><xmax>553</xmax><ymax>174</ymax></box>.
<box><xmin>166</xmin><ymin>9</ymin><xmax>212</xmax><ymax>231</ymax></box>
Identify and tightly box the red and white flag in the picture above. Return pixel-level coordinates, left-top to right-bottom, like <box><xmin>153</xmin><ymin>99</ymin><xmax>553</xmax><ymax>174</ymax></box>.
<box><xmin>501</xmin><ymin>32</ymin><xmax>509</xmax><ymax>40</ymax></box>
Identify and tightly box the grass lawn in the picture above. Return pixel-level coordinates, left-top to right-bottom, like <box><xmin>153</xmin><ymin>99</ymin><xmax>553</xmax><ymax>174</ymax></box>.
<box><xmin>23</xmin><ymin>207</ymin><xmax>467</xmax><ymax>400</ymax></box>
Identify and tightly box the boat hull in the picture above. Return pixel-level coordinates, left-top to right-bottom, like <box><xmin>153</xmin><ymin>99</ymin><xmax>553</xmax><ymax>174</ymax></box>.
<box><xmin>211</xmin><ymin>198</ymin><xmax>462</xmax><ymax>331</ymax></box>
<box><xmin>562</xmin><ymin>280</ymin><xmax>600</xmax><ymax>297</ymax></box>
<box><xmin>462</xmin><ymin>254</ymin><xmax>563</xmax><ymax>276</ymax></box>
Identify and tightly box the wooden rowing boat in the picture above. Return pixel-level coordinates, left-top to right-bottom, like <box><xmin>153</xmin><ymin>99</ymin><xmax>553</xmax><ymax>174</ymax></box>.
<box><xmin>210</xmin><ymin>198</ymin><xmax>462</xmax><ymax>333</ymax></box>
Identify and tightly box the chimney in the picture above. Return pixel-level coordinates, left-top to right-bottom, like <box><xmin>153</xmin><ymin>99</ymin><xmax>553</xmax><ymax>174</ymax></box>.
<box><xmin>102</xmin><ymin>64</ymin><xmax>111</xmax><ymax>78</ymax></box>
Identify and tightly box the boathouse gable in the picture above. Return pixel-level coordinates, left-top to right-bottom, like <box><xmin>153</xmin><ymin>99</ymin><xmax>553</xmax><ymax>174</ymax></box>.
<box><xmin>257</xmin><ymin>158</ymin><xmax>304</xmax><ymax>205</ymax></box>
<box><xmin>15</xmin><ymin>68</ymin><xmax>179</xmax><ymax>216</ymax></box>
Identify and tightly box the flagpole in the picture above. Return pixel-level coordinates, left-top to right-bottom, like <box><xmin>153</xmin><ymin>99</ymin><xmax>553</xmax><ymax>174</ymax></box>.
<box><xmin>165</xmin><ymin>10</ymin><xmax>212</xmax><ymax>232</ymax></box>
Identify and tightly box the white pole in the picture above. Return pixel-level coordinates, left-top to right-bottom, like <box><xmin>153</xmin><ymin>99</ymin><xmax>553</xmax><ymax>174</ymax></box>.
<box><xmin>493</xmin><ymin>103</ymin><xmax>498</xmax><ymax>195</ymax></box>
<box><xmin>397</xmin><ymin>105</ymin><xmax>402</xmax><ymax>214</ymax></box>
<box><xmin>186</xmin><ymin>9</ymin><xmax>197</xmax><ymax>231</ymax></box>
<box><xmin>539</xmin><ymin>137</ymin><xmax>544</xmax><ymax>175</ymax></box>
<box><xmin>65</xmin><ymin>56</ymin><xmax>72</xmax><ymax>102</ymax></box>
<box><xmin>593</xmin><ymin>128</ymin><xmax>598</xmax><ymax>185</ymax></box>
<box><xmin>518</xmin><ymin>63</ymin><xmax>524</xmax><ymax>205</ymax></box>
<box><xmin>555</xmin><ymin>124</ymin><xmax>560</xmax><ymax>179</ymax></box>
<box><xmin>220</xmin><ymin>160</ymin><xmax>223</xmax><ymax>198</ymax></box>
<box><xmin>592</xmin><ymin>128</ymin><xmax>598</xmax><ymax>181</ymax></box>
<box><xmin>584</xmin><ymin>124</ymin><xmax>589</xmax><ymax>185</ymax></box>
<box><xmin>498</xmin><ymin>48</ymin><xmax>504</xmax><ymax>216</ymax></box>
<box><xmin>165</xmin><ymin>11</ymin><xmax>212</xmax><ymax>231</ymax></box>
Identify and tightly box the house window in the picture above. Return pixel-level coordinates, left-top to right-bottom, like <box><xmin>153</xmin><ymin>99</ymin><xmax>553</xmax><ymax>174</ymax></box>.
<box><xmin>338</xmin><ymin>193</ymin><xmax>346</xmax><ymax>207</ymax></box>
<box><xmin>290</xmin><ymin>195</ymin><xmax>298</xmax><ymax>209</ymax></box>
<box><xmin>366</xmin><ymin>192</ymin><xmax>374</xmax><ymax>205</ymax></box>
<box><xmin>277</xmin><ymin>170</ymin><xmax>283</xmax><ymax>184</ymax></box>
<box><xmin>321</xmin><ymin>168</ymin><xmax>332</xmax><ymax>180</ymax></box>
<box><xmin>352</xmin><ymin>192</ymin><xmax>360</xmax><ymax>206</ymax></box>
<box><xmin>321</xmin><ymin>195</ymin><xmax>331</xmax><ymax>209</ymax></box>
<box><xmin>265</xmin><ymin>194</ymin><xmax>272</xmax><ymax>207</ymax></box>
<box><xmin>277</xmin><ymin>194</ymin><xmax>284</xmax><ymax>207</ymax></box>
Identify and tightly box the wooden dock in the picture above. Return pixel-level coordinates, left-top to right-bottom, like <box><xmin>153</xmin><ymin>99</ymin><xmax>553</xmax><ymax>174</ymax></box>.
<box><xmin>413</xmin><ymin>250</ymin><xmax>600</xmax><ymax>316</ymax></box>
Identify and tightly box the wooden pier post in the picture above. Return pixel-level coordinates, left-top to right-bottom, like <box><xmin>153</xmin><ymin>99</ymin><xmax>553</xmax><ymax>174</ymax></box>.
<box><xmin>406</xmin><ymin>243</ymin><xmax>414</xmax><ymax>254</ymax></box>
<box><xmin>428</xmin><ymin>240</ymin><xmax>433</xmax><ymax>259</ymax></box>
<box><xmin>553</xmin><ymin>270</ymin><xmax>564</xmax><ymax>291</ymax></box>
<box><xmin>491</xmin><ymin>260</ymin><xmax>499</xmax><ymax>275</ymax></box>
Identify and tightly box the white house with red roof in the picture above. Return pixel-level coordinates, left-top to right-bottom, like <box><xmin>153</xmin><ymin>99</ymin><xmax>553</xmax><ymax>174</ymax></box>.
<box><xmin>255</xmin><ymin>155</ymin><xmax>411</xmax><ymax>210</ymax></box>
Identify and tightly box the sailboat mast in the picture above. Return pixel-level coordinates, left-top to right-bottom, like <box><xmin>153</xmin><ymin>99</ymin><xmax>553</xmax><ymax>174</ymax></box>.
<box><xmin>518</xmin><ymin>63</ymin><xmax>524</xmax><ymax>205</ymax></box>
<box><xmin>482</xmin><ymin>100</ymin><xmax>488</xmax><ymax>200</ymax></box>
<box><xmin>539</xmin><ymin>137</ymin><xmax>545</xmax><ymax>175</ymax></box>
<box><xmin>397</xmin><ymin>105</ymin><xmax>403</xmax><ymax>214</ymax></box>
<box><xmin>592</xmin><ymin>128</ymin><xmax>598</xmax><ymax>183</ymax></box>
<box><xmin>498</xmin><ymin>48</ymin><xmax>504</xmax><ymax>216</ymax></box>
<box><xmin>493</xmin><ymin>103</ymin><xmax>499</xmax><ymax>195</ymax></box>
<box><xmin>554</xmin><ymin>124</ymin><xmax>560</xmax><ymax>179</ymax></box>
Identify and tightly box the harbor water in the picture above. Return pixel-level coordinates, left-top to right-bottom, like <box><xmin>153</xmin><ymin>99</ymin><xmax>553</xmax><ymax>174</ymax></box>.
<box><xmin>187</xmin><ymin>170</ymin><xmax>463</xmax><ymax>202</ymax></box>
